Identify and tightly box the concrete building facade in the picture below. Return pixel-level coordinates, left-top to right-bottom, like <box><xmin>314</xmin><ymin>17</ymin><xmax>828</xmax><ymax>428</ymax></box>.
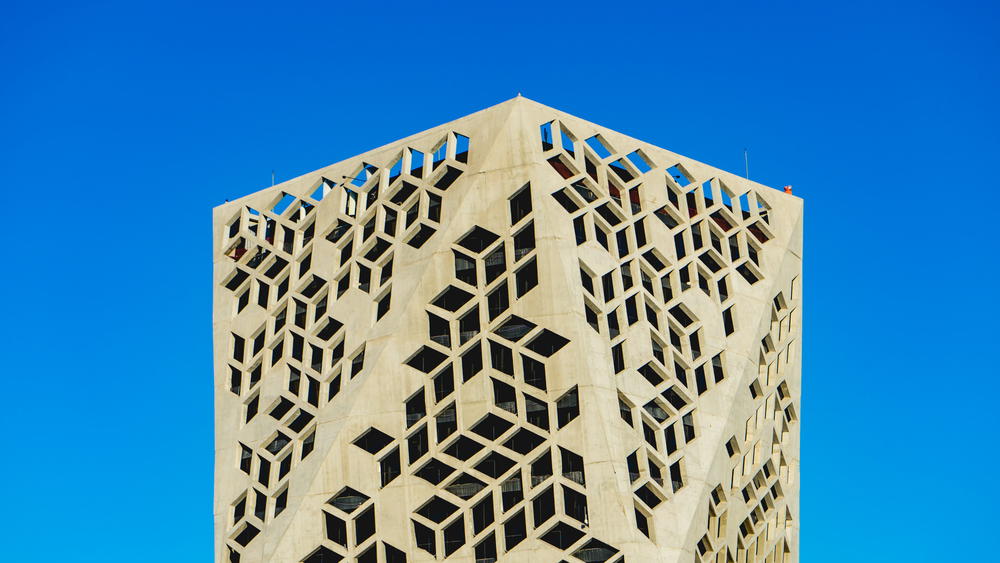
<box><xmin>213</xmin><ymin>98</ymin><xmax>802</xmax><ymax>563</ymax></box>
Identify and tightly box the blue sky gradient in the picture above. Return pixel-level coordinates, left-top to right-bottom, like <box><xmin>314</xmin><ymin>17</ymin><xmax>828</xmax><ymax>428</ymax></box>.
<box><xmin>2</xmin><ymin>1</ymin><xmax>997</xmax><ymax>560</ymax></box>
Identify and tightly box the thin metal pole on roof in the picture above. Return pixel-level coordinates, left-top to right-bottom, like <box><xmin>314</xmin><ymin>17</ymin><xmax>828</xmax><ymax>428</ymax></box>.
<box><xmin>272</xmin><ymin>170</ymin><xmax>275</xmax><ymax>187</ymax></box>
<box><xmin>744</xmin><ymin>149</ymin><xmax>750</xmax><ymax>179</ymax></box>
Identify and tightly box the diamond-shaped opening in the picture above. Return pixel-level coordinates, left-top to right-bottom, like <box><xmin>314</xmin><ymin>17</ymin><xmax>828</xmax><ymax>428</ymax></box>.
<box><xmin>406</xmin><ymin>345</ymin><xmax>448</xmax><ymax>374</ymax></box>
<box><xmin>234</xmin><ymin>522</ymin><xmax>260</xmax><ymax>547</ymax></box>
<box><xmin>324</xmin><ymin>511</ymin><xmax>347</xmax><ymax>546</ymax></box>
<box><xmin>445</xmin><ymin>472</ymin><xmax>487</xmax><ymax>499</ymax></box>
<box><xmin>573</xmin><ymin>539</ymin><xmax>619</xmax><ymax>562</ymax></box>
<box><xmin>432</xmin><ymin>285</ymin><xmax>474</xmax><ymax>312</ymax></box>
<box><xmin>328</xmin><ymin>487</ymin><xmax>369</xmax><ymax>513</ymax></box>
<box><xmin>443</xmin><ymin>435</ymin><xmax>485</xmax><ymax>461</ymax></box>
<box><xmin>495</xmin><ymin>315</ymin><xmax>536</xmax><ymax>342</ymax></box>
<box><xmin>302</xmin><ymin>545</ymin><xmax>343</xmax><ymax>563</ymax></box>
<box><xmin>415</xmin><ymin>458</ymin><xmax>456</xmax><ymax>485</ymax></box>
<box><xmin>541</xmin><ymin>521</ymin><xmax>586</xmax><ymax>550</ymax></box>
<box><xmin>406</xmin><ymin>224</ymin><xmax>436</xmax><ymax>249</ymax></box>
<box><xmin>634</xmin><ymin>483</ymin><xmax>663</xmax><ymax>509</ymax></box>
<box><xmin>353</xmin><ymin>427</ymin><xmax>394</xmax><ymax>454</ymax></box>
<box><xmin>475</xmin><ymin>451</ymin><xmax>516</xmax><ymax>479</ymax></box>
<box><xmin>457</xmin><ymin>226</ymin><xmax>500</xmax><ymax>253</ymax></box>
<box><xmin>525</xmin><ymin>329</ymin><xmax>570</xmax><ymax>357</ymax></box>
<box><xmin>503</xmin><ymin>428</ymin><xmax>546</xmax><ymax>455</ymax></box>
<box><xmin>471</xmin><ymin>413</ymin><xmax>514</xmax><ymax>441</ymax></box>
<box><xmin>417</xmin><ymin>495</ymin><xmax>459</xmax><ymax>523</ymax></box>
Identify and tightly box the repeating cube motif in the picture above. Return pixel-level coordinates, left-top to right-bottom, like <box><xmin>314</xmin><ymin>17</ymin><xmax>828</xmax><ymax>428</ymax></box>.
<box><xmin>213</xmin><ymin>97</ymin><xmax>802</xmax><ymax>563</ymax></box>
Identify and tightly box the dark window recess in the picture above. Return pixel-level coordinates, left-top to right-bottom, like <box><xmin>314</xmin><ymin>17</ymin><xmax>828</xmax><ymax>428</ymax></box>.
<box><xmin>542</xmin><ymin>522</ymin><xmax>584</xmax><ymax>549</ymax></box>
<box><xmin>406</xmin><ymin>224</ymin><xmax>436</xmax><ymax>248</ymax></box>
<box><xmin>436</xmin><ymin>404</ymin><xmax>457</xmax><ymax>443</ymax></box>
<box><xmin>353</xmin><ymin>427</ymin><xmax>393</xmax><ymax>454</ymax></box>
<box><xmin>635</xmin><ymin>506</ymin><xmax>650</xmax><ymax>538</ymax></box>
<box><xmin>522</xmin><ymin>355</ymin><xmax>546</xmax><ymax>390</ymax></box>
<box><xmin>504</xmin><ymin>510</ymin><xmax>527</xmax><ymax>550</ymax></box>
<box><xmin>443</xmin><ymin>516</ymin><xmax>465</xmax><ymax>556</ymax></box>
<box><xmin>626</xmin><ymin>296</ymin><xmax>639</xmax><ymax>325</ymax></box>
<box><xmin>408</xmin><ymin>425</ymin><xmax>429</xmax><ymax>464</ymax></box>
<box><xmin>496</xmin><ymin>315</ymin><xmax>536</xmax><ymax>342</ymax></box>
<box><xmin>357</xmin><ymin>544</ymin><xmax>376</xmax><ymax>563</ymax></box>
<box><xmin>475</xmin><ymin>451</ymin><xmax>516</xmax><ymax>478</ymax></box>
<box><xmin>461</xmin><ymin>342</ymin><xmax>483</xmax><ymax>381</ymax></box>
<box><xmin>417</xmin><ymin>495</ymin><xmax>459</xmax><ymax>524</ymax></box>
<box><xmin>489</xmin><ymin>340</ymin><xmax>514</xmax><ymax>375</ymax></box>
<box><xmin>384</xmin><ymin>543</ymin><xmax>406</xmax><ymax>563</ymax></box>
<box><xmin>475</xmin><ymin>533</ymin><xmax>498</xmax><ymax>563</ymax></box>
<box><xmin>301</xmin><ymin>431</ymin><xmax>315</xmax><ymax>458</ymax></box>
<box><xmin>619</xmin><ymin>398</ymin><xmax>633</xmax><ymax>426</ymax></box>
<box><xmin>445</xmin><ymin>472</ymin><xmax>486</xmax><ymax>499</ymax></box>
<box><xmin>427</xmin><ymin>193</ymin><xmax>442</xmax><ymax>222</ymax></box>
<box><xmin>635</xmin><ymin>484</ymin><xmax>662</xmax><ymax>509</ymax></box>
<box><xmin>406</xmin><ymin>392</ymin><xmax>426</xmax><ymax>428</ymax></box>
<box><xmin>487</xmin><ymin>282</ymin><xmax>509</xmax><ymax>320</ymax></box>
<box><xmin>573</xmin><ymin>215</ymin><xmax>587</xmax><ymax>244</ymax></box>
<box><xmin>484</xmin><ymin>245</ymin><xmax>506</xmax><ymax>283</ymax></box>
<box><xmin>612</xmin><ymin>343</ymin><xmax>625</xmax><ymax>373</ymax></box>
<box><xmin>328</xmin><ymin>487</ymin><xmax>369</xmax><ymax>513</ymax></box>
<box><xmin>594</xmin><ymin>223</ymin><xmax>609</xmax><ymax>249</ymax></box>
<box><xmin>415</xmin><ymin>458</ymin><xmax>456</xmax><ymax>485</ymax></box>
<box><xmin>234</xmin><ymin>523</ymin><xmax>260</xmax><ymax>547</ymax></box>
<box><xmin>354</xmin><ymin>506</ymin><xmax>375</xmax><ymax>544</ymax></box>
<box><xmin>429</xmin><ymin>312</ymin><xmax>451</xmax><ymax>348</ymax></box>
<box><xmin>563</xmin><ymin>486</ymin><xmax>589</xmax><ymax>524</ymax></box>
<box><xmin>663</xmin><ymin>386</ymin><xmax>689</xmax><ymax>410</ymax></box>
<box><xmin>443</xmin><ymin>435</ymin><xmax>485</xmax><ymax>461</ymax></box>
<box><xmin>414</xmin><ymin>520</ymin><xmax>436</xmax><ymax>555</ymax></box>
<box><xmin>608</xmin><ymin>308</ymin><xmax>620</xmax><ymax>339</ymax></box>
<box><xmin>509</xmin><ymin>184</ymin><xmax>532</xmax><ymax>225</ymax></box>
<box><xmin>457</xmin><ymin>226</ymin><xmax>500</xmax><ymax>254</ymax></box>
<box><xmin>513</xmin><ymin>223</ymin><xmax>535</xmax><ymax>260</ymax></box>
<box><xmin>433</xmin><ymin>366</ymin><xmax>455</xmax><ymax>402</ymax></box>
<box><xmin>384</xmin><ymin>208</ymin><xmax>397</xmax><ymax>236</ymax></box>
<box><xmin>501</xmin><ymin>471</ymin><xmax>524</xmax><ymax>511</ymax></box>
<box><xmin>471</xmin><ymin>413</ymin><xmax>514</xmax><ymax>441</ymax></box>
<box><xmin>627</xmin><ymin>451</ymin><xmax>640</xmax><ymax>482</ymax></box>
<box><xmin>433</xmin><ymin>285</ymin><xmax>474</xmax><ymax>312</ymax></box>
<box><xmin>493</xmin><ymin>378</ymin><xmax>517</xmax><ymax>414</ymax></box>
<box><xmin>503</xmin><ymin>428</ymin><xmax>545</xmax><ymax>455</ymax></box>
<box><xmin>459</xmin><ymin>306</ymin><xmax>479</xmax><ymax>345</ymax></box>
<box><xmin>351</xmin><ymin>348</ymin><xmax>365</xmax><ymax>377</ymax></box>
<box><xmin>683</xmin><ymin>413</ymin><xmax>696</xmax><ymax>442</ymax></box>
<box><xmin>670</xmin><ymin>460</ymin><xmax>684</xmax><ymax>492</ymax></box>
<box><xmin>553</xmin><ymin>188</ymin><xmax>581</xmax><ymax>213</ymax></box>
<box><xmin>376</xmin><ymin>291</ymin><xmax>391</xmax><ymax>319</ymax></box>
<box><xmin>532</xmin><ymin>486</ymin><xmax>556</xmax><ymax>527</ymax></box>
<box><xmin>556</xmin><ymin>387</ymin><xmax>580</xmax><ymax>428</ymax></box>
<box><xmin>561</xmin><ymin>448</ymin><xmax>586</xmax><ymax>486</ymax></box>
<box><xmin>712</xmin><ymin>354</ymin><xmax>725</xmax><ymax>382</ymax></box>
<box><xmin>406</xmin><ymin>346</ymin><xmax>448</xmax><ymax>374</ymax></box>
<box><xmin>524</xmin><ymin>394</ymin><xmax>549</xmax><ymax>430</ymax></box>
<box><xmin>514</xmin><ymin>258</ymin><xmax>538</xmax><ymax>297</ymax></box>
<box><xmin>435</xmin><ymin>165</ymin><xmax>463</xmax><ymax>190</ymax></box>
<box><xmin>665</xmin><ymin>424</ymin><xmax>678</xmax><ymax>453</ymax></box>
<box><xmin>472</xmin><ymin>493</ymin><xmax>495</xmax><ymax>534</ymax></box>
<box><xmin>525</xmin><ymin>329</ymin><xmax>570</xmax><ymax>357</ymax></box>
<box><xmin>454</xmin><ymin>251</ymin><xmax>477</xmax><ymax>285</ymax></box>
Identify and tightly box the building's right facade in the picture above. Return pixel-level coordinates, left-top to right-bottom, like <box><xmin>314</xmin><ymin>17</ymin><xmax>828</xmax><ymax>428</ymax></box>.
<box><xmin>214</xmin><ymin>97</ymin><xmax>801</xmax><ymax>563</ymax></box>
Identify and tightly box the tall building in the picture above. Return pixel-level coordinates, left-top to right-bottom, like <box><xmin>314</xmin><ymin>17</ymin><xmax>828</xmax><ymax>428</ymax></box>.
<box><xmin>213</xmin><ymin>97</ymin><xmax>802</xmax><ymax>563</ymax></box>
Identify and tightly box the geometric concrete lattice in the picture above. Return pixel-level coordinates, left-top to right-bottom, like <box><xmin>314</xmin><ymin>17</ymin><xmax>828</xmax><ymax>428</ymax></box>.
<box><xmin>213</xmin><ymin>97</ymin><xmax>802</xmax><ymax>563</ymax></box>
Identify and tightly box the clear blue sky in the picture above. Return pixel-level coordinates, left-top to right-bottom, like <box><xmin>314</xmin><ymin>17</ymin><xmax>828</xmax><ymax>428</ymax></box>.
<box><xmin>2</xmin><ymin>1</ymin><xmax>996</xmax><ymax>560</ymax></box>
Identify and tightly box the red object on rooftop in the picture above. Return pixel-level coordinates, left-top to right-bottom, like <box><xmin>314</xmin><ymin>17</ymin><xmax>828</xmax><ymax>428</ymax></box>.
<box><xmin>783</xmin><ymin>185</ymin><xmax>793</xmax><ymax>194</ymax></box>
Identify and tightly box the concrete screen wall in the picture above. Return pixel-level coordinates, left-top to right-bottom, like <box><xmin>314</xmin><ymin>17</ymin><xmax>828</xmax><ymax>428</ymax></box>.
<box><xmin>213</xmin><ymin>97</ymin><xmax>803</xmax><ymax>563</ymax></box>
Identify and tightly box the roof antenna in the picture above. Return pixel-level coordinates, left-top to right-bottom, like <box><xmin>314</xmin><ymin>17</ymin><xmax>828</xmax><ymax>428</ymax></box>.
<box><xmin>271</xmin><ymin>170</ymin><xmax>275</xmax><ymax>187</ymax></box>
<box><xmin>743</xmin><ymin>149</ymin><xmax>750</xmax><ymax>179</ymax></box>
